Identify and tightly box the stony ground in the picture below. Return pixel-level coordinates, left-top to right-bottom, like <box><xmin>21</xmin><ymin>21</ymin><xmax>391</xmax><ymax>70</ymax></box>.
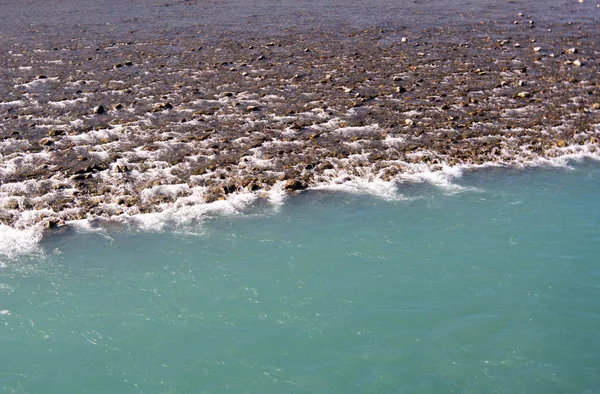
<box><xmin>0</xmin><ymin>5</ymin><xmax>599</xmax><ymax>229</ymax></box>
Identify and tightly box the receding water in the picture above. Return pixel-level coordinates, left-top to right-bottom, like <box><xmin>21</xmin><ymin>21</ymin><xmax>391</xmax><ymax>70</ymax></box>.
<box><xmin>1</xmin><ymin>161</ymin><xmax>600</xmax><ymax>393</ymax></box>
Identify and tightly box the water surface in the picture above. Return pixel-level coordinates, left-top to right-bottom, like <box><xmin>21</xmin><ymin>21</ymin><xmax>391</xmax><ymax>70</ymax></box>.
<box><xmin>1</xmin><ymin>162</ymin><xmax>599</xmax><ymax>393</ymax></box>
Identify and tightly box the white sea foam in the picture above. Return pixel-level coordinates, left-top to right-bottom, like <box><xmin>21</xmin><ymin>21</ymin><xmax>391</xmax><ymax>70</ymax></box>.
<box><xmin>0</xmin><ymin>100</ymin><xmax>25</xmax><ymax>108</ymax></box>
<box><xmin>519</xmin><ymin>144</ymin><xmax>600</xmax><ymax>168</ymax></box>
<box><xmin>312</xmin><ymin>178</ymin><xmax>405</xmax><ymax>201</ymax></box>
<box><xmin>48</xmin><ymin>97</ymin><xmax>87</xmax><ymax>108</ymax></box>
<box><xmin>0</xmin><ymin>224</ymin><xmax>44</xmax><ymax>260</ymax></box>
<box><xmin>266</xmin><ymin>181</ymin><xmax>287</xmax><ymax>206</ymax></box>
<box><xmin>129</xmin><ymin>190</ymin><xmax>258</xmax><ymax>231</ymax></box>
<box><xmin>399</xmin><ymin>163</ymin><xmax>474</xmax><ymax>193</ymax></box>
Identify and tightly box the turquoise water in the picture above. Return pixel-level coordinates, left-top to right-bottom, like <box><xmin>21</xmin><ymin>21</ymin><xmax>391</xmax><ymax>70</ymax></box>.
<box><xmin>1</xmin><ymin>161</ymin><xmax>600</xmax><ymax>393</ymax></box>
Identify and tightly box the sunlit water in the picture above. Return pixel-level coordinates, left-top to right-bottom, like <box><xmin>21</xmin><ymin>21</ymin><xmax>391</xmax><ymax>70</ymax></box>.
<box><xmin>1</xmin><ymin>161</ymin><xmax>599</xmax><ymax>393</ymax></box>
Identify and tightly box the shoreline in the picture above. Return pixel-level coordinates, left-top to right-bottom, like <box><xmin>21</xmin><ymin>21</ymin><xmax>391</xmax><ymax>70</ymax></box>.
<box><xmin>1</xmin><ymin>1</ymin><xmax>599</xmax><ymax>231</ymax></box>
<box><xmin>2</xmin><ymin>157</ymin><xmax>600</xmax><ymax>261</ymax></box>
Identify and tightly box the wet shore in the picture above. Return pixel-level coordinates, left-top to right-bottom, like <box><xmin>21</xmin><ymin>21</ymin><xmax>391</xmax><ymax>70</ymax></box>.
<box><xmin>1</xmin><ymin>0</ymin><xmax>599</xmax><ymax>229</ymax></box>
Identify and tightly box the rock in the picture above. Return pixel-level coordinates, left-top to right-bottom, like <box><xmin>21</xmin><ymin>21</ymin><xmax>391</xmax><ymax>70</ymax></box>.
<box><xmin>284</xmin><ymin>179</ymin><xmax>306</xmax><ymax>191</ymax></box>
<box><xmin>557</xmin><ymin>139</ymin><xmax>567</xmax><ymax>148</ymax></box>
<box><xmin>113</xmin><ymin>164</ymin><xmax>129</xmax><ymax>173</ymax></box>
<box><xmin>44</xmin><ymin>219</ymin><xmax>59</xmax><ymax>229</ymax></box>
<box><xmin>533</xmin><ymin>46</ymin><xmax>542</xmax><ymax>52</ymax></box>
<box><xmin>39</xmin><ymin>138</ymin><xmax>54</xmax><ymax>146</ymax></box>
<box><xmin>94</xmin><ymin>105</ymin><xmax>106</xmax><ymax>115</ymax></box>
<box><xmin>573</xmin><ymin>59</ymin><xmax>583</xmax><ymax>67</ymax></box>
<box><xmin>152</xmin><ymin>102</ymin><xmax>173</xmax><ymax>112</ymax></box>
<box><xmin>248</xmin><ymin>182</ymin><xmax>261</xmax><ymax>191</ymax></box>
<box><xmin>566</xmin><ymin>47</ymin><xmax>578</xmax><ymax>54</ymax></box>
<box><xmin>71</xmin><ymin>173</ymin><xmax>91</xmax><ymax>181</ymax></box>
<box><xmin>247</xmin><ymin>105</ymin><xmax>260</xmax><ymax>112</ymax></box>
<box><xmin>516</xmin><ymin>92</ymin><xmax>531</xmax><ymax>98</ymax></box>
<box><xmin>48</xmin><ymin>129</ymin><xmax>64</xmax><ymax>136</ymax></box>
<box><xmin>5</xmin><ymin>199</ymin><xmax>19</xmax><ymax>210</ymax></box>
<box><xmin>592</xmin><ymin>103</ymin><xmax>600</xmax><ymax>110</ymax></box>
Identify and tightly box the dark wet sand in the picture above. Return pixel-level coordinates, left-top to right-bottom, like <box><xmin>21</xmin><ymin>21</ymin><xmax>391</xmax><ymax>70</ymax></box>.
<box><xmin>1</xmin><ymin>0</ymin><xmax>599</xmax><ymax>228</ymax></box>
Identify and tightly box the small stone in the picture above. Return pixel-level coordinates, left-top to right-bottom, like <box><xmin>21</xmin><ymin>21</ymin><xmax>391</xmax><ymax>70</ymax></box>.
<box><xmin>516</xmin><ymin>92</ymin><xmax>531</xmax><ymax>98</ymax></box>
<box><xmin>592</xmin><ymin>103</ymin><xmax>600</xmax><ymax>110</ymax></box>
<box><xmin>151</xmin><ymin>102</ymin><xmax>173</xmax><ymax>112</ymax></box>
<box><xmin>404</xmin><ymin>119</ymin><xmax>414</xmax><ymax>126</ymax></box>
<box><xmin>557</xmin><ymin>139</ymin><xmax>567</xmax><ymax>148</ymax></box>
<box><xmin>304</xmin><ymin>48</ymin><xmax>310</xmax><ymax>52</ymax></box>
<box><xmin>48</xmin><ymin>129</ymin><xmax>64</xmax><ymax>136</ymax></box>
<box><xmin>5</xmin><ymin>199</ymin><xmax>19</xmax><ymax>210</ymax></box>
<box><xmin>36</xmin><ymin>75</ymin><xmax>47</xmax><ymax>79</ymax></box>
<box><xmin>533</xmin><ymin>46</ymin><xmax>542</xmax><ymax>52</ymax></box>
<box><xmin>39</xmin><ymin>138</ymin><xmax>54</xmax><ymax>146</ymax></box>
<box><xmin>94</xmin><ymin>105</ymin><xmax>106</xmax><ymax>115</ymax></box>
<box><xmin>44</xmin><ymin>219</ymin><xmax>59</xmax><ymax>229</ymax></box>
<box><xmin>394</xmin><ymin>86</ymin><xmax>406</xmax><ymax>93</ymax></box>
<box><xmin>112</xmin><ymin>103</ymin><xmax>123</xmax><ymax>110</ymax></box>
<box><xmin>566</xmin><ymin>47</ymin><xmax>578</xmax><ymax>54</ymax></box>
<box><xmin>247</xmin><ymin>105</ymin><xmax>260</xmax><ymax>112</ymax></box>
<box><xmin>573</xmin><ymin>59</ymin><xmax>583</xmax><ymax>67</ymax></box>
<box><xmin>113</xmin><ymin>164</ymin><xmax>129</xmax><ymax>173</ymax></box>
<box><xmin>401</xmin><ymin>37</ymin><xmax>408</xmax><ymax>43</ymax></box>
<box><xmin>284</xmin><ymin>179</ymin><xmax>306</xmax><ymax>192</ymax></box>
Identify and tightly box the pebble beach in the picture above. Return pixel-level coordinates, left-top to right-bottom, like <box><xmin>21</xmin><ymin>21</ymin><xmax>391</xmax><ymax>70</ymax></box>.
<box><xmin>1</xmin><ymin>0</ymin><xmax>599</xmax><ymax>230</ymax></box>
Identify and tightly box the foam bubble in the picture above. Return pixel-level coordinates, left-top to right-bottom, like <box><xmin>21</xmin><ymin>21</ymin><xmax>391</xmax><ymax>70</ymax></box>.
<box><xmin>265</xmin><ymin>181</ymin><xmax>287</xmax><ymax>206</ymax></box>
<box><xmin>311</xmin><ymin>177</ymin><xmax>407</xmax><ymax>201</ymax></box>
<box><xmin>399</xmin><ymin>163</ymin><xmax>474</xmax><ymax>193</ymax></box>
<box><xmin>523</xmin><ymin>144</ymin><xmax>600</xmax><ymax>168</ymax></box>
<box><xmin>114</xmin><ymin>190</ymin><xmax>258</xmax><ymax>232</ymax></box>
<box><xmin>0</xmin><ymin>224</ymin><xmax>44</xmax><ymax>260</ymax></box>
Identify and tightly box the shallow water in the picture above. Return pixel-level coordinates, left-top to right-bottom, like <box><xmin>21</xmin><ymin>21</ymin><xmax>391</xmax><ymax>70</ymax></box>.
<box><xmin>1</xmin><ymin>161</ymin><xmax>599</xmax><ymax>393</ymax></box>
